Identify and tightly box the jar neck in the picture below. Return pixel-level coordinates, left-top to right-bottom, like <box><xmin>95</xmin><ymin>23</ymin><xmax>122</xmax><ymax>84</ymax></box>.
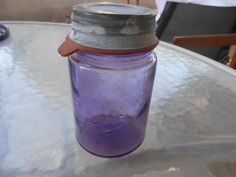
<box><xmin>71</xmin><ymin>51</ymin><xmax>156</xmax><ymax>70</ymax></box>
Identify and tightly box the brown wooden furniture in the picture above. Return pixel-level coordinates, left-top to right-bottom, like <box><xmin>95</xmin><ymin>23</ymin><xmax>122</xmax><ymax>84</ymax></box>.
<box><xmin>124</xmin><ymin>0</ymin><xmax>140</xmax><ymax>5</ymax></box>
<box><xmin>172</xmin><ymin>34</ymin><xmax>236</xmax><ymax>68</ymax></box>
<box><xmin>156</xmin><ymin>2</ymin><xmax>236</xmax><ymax>61</ymax></box>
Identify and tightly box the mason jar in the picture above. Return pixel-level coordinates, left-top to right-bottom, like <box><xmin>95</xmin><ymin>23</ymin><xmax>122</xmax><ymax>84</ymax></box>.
<box><xmin>58</xmin><ymin>2</ymin><xmax>158</xmax><ymax>157</ymax></box>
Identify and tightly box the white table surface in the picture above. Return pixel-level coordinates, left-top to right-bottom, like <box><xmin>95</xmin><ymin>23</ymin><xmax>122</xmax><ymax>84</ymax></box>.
<box><xmin>1</xmin><ymin>22</ymin><xmax>236</xmax><ymax>177</ymax></box>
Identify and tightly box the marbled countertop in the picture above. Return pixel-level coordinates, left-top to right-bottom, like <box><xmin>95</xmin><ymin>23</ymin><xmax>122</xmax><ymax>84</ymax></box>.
<box><xmin>1</xmin><ymin>22</ymin><xmax>236</xmax><ymax>177</ymax></box>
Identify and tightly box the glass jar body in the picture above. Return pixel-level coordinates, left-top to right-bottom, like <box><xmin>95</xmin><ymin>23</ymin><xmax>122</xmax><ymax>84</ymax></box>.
<box><xmin>69</xmin><ymin>51</ymin><xmax>157</xmax><ymax>157</ymax></box>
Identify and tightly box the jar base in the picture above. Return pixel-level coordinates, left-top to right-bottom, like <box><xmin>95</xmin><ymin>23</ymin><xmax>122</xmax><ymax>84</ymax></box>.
<box><xmin>75</xmin><ymin>134</ymin><xmax>144</xmax><ymax>158</ymax></box>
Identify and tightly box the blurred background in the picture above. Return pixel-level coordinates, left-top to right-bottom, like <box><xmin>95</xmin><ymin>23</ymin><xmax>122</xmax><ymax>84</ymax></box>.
<box><xmin>0</xmin><ymin>0</ymin><xmax>156</xmax><ymax>22</ymax></box>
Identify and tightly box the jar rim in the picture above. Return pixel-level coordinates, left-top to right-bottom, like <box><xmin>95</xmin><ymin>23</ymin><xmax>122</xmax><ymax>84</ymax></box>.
<box><xmin>58</xmin><ymin>35</ymin><xmax>158</xmax><ymax>57</ymax></box>
<box><xmin>69</xmin><ymin>50</ymin><xmax>157</xmax><ymax>70</ymax></box>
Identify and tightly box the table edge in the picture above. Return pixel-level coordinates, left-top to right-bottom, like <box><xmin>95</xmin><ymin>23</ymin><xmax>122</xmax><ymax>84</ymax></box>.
<box><xmin>0</xmin><ymin>20</ymin><xmax>70</xmax><ymax>27</ymax></box>
<box><xmin>1</xmin><ymin>21</ymin><xmax>235</xmax><ymax>77</ymax></box>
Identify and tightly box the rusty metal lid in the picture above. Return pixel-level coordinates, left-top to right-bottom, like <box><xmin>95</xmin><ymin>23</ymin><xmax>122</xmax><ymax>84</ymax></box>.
<box><xmin>58</xmin><ymin>2</ymin><xmax>158</xmax><ymax>56</ymax></box>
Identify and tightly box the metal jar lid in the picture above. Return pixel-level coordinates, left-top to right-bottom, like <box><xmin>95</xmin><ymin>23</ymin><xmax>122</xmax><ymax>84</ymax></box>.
<box><xmin>58</xmin><ymin>2</ymin><xmax>158</xmax><ymax>56</ymax></box>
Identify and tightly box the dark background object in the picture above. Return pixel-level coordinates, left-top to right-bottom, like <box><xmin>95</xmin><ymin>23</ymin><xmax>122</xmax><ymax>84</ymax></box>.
<box><xmin>0</xmin><ymin>24</ymin><xmax>9</xmax><ymax>41</ymax></box>
<box><xmin>156</xmin><ymin>2</ymin><xmax>236</xmax><ymax>61</ymax></box>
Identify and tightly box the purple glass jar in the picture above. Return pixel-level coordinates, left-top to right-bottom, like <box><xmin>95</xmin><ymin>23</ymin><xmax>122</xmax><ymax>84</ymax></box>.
<box><xmin>69</xmin><ymin>51</ymin><xmax>156</xmax><ymax>157</ymax></box>
<box><xmin>58</xmin><ymin>2</ymin><xmax>158</xmax><ymax>157</ymax></box>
